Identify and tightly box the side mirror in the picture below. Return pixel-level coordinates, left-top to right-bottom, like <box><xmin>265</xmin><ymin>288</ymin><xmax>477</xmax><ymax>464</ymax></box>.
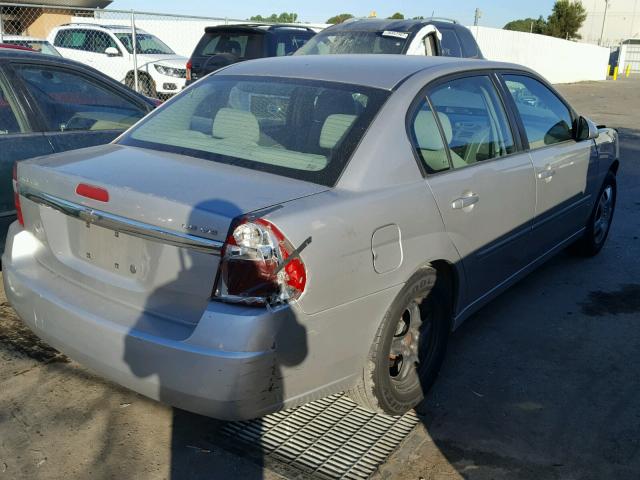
<box><xmin>105</xmin><ymin>47</ymin><xmax>120</xmax><ymax>57</ymax></box>
<box><xmin>576</xmin><ymin>115</ymin><xmax>599</xmax><ymax>141</ymax></box>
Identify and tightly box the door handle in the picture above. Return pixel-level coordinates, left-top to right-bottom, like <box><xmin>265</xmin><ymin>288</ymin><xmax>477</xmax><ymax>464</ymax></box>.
<box><xmin>451</xmin><ymin>193</ymin><xmax>479</xmax><ymax>210</ymax></box>
<box><xmin>537</xmin><ymin>168</ymin><xmax>556</xmax><ymax>180</ymax></box>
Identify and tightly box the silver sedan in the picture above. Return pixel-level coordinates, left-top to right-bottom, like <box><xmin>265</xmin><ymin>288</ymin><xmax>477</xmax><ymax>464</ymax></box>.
<box><xmin>2</xmin><ymin>55</ymin><xmax>619</xmax><ymax>420</ymax></box>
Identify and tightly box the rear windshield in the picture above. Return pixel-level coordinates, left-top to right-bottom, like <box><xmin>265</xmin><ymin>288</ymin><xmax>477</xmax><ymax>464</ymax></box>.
<box><xmin>295</xmin><ymin>30</ymin><xmax>410</xmax><ymax>55</ymax></box>
<box><xmin>119</xmin><ymin>76</ymin><xmax>389</xmax><ymax>186</ymax></box>
<box><xmin>194</xmin><ymin>32</ymin><xmax>265</xmax><ymax>59</ymax></box>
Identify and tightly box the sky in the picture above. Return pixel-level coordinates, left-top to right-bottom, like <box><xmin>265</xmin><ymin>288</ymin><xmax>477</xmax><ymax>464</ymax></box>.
<box><xmin>108</xmin><ymin>0</ymin><xmax>559</xmax><ymax>28</ymax></box>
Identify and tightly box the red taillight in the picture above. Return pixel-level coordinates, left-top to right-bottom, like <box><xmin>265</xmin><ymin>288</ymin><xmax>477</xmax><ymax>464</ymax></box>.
<box><xmin>13</xmin><ymin>162</ymin><xmax>24</xmax><ymax>226</ymax></box>
<box><xmin>76</xmin><ymin>183</ymin><xmax>109</xmax><ymax>202</ymax></box>
<box><xmin>186</xmin><ymin>60</ymin><xmax>192</xmax><ymax>82</ymax></box>
<box><xmin>214</xmin><ymin>217</ymin><xmax>307</xmax><ymax>305</ymax></box>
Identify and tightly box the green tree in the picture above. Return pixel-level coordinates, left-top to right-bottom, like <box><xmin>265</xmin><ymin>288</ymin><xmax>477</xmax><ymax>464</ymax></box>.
<box><xmin>545</xmin><ymin>0</ymin><xmax>587</xmax><ymax>39</ymax></box>
<box><xmin>388</xmin><ymin>12</ymin><xmax>405</xmax><ymax>20</ymax></box>
<box><xmin>250</xmin><ymin>12</ymin><xmax>298</xmax><ymax>23</ymax></box>
<box><xmin>504</xmin><ymin>16</ymin><xmax>547</xmax><ymax>34</ymax></box>
<box><xmin>326</xmin><ymin>13</ymin><xmax>355</xmax><ymax>24</ymax></box>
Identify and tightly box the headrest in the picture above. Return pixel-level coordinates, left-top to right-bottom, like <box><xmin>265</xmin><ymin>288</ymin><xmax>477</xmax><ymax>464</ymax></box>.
<box><xmin>319</xmin><ymin>114</ymin><xmax>356</xmax><ymax>149</ymax></box>
<box><xmin>413</xmin><ymin>110</ymin><xmax>452</xmax><ymax>149</ymax></box>
<box><xmin>212</xmin><ymin>108</ymin><xmax>260</xmax><ymax>143</ymax></box>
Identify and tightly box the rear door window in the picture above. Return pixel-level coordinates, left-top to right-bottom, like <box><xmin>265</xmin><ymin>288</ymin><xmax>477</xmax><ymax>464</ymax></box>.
<box><xmin>14</xmin><ymin>64</ymin><xmax>147</xmax><ymax>132</ymax></box>
<box><xmin>54</xmin><ymin>29</ymin><xmax>89</xmax><ymax>50</ymax></box>
<box><xmin>420</xmin><ymin>75</ymin><xmax>516</xmax><ymax>169</ymax></box>
<box><xmin>457</xmin><ymin>28</ymin><xmax>479</xmax><ymax>57</ymax></box>
<box><xmin>0</xmin><ymin>72</ymin><xmax>27</xmax><ymax>135</ymax></box>
<box><xmin>439</xmin><ymin>28</ymin><xmax>462</xmax><ymax>57</ymax></box>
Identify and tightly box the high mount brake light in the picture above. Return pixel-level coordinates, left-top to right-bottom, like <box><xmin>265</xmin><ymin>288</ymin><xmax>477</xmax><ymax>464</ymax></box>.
<box><xmin>12</xmin><ymin>162</ymin><xmax>23</xmax><ymax>226</ymax></box>
<box><xmin>214</xmin><ymin>217</ymin><xmax>307</xmax><ymax>306</ymax></box>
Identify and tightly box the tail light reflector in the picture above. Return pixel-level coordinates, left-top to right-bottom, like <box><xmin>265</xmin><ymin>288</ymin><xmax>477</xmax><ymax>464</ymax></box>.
<box><xmin>76</xmin><ymin>183</ymin><xmax>109</xmax><ymax>202</ymax></box>
<box><xmin>12</xmin><ymin>162</ymin><xmax>23</xmax><ymax>226</ymax></box>
<box><xmin>214</xmin><ymin>217</ymin><xmax>307</xmax><ymax>306</ymax></box>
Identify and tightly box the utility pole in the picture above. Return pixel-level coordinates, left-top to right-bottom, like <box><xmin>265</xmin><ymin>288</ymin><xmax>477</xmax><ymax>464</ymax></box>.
<box><xmin>599</xmin><ymin>0</ymin><xmax>610</xmax><ymax>46</ymax></box>
<box><xmin>474</xmin><ymin>8</ymin><xmax>482</xmax><ymax>26</ymax></box>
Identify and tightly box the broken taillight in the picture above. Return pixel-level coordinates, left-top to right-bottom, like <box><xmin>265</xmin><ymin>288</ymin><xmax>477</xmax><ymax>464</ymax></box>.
<box><xmin>12</xmin><ymin>162</ymin><xmax>23</xmax><ymax>226</ymax></box>
<box><xmin>214</xmin><ymin>217</ymin><xmax>307</xmax><ymax>305</ymax></box>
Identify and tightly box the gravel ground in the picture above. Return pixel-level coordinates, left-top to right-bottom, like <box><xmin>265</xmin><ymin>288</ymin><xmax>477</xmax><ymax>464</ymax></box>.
<box><xmin>0</xmin><ymin>77</ymin><xmax>638</xmax><ymax>480</ymax></box>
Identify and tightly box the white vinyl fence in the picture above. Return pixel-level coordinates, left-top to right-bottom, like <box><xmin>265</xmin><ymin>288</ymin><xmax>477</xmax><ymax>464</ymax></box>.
<box><xmin>468</xmin><ymin>26</ymin><xmax>610</xmax><ymax>84</ymax></box>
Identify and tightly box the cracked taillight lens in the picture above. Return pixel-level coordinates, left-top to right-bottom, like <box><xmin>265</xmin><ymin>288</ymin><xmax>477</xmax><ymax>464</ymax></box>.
<box><xmin>214</xmin><ymin>218</ymin><xmax>306</xmax><ymax>305</ymax></box>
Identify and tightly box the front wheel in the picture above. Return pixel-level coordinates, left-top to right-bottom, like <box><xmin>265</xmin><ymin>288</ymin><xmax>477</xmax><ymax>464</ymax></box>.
<box><xmin>347</xmin><ymin>268</ymin><xmax>450</xmax><ymax>415</ymax></box>
<box><xmin>571</xmin><ymin>172</ymin><xmax>617</xmax><ymax>257</ymax></box>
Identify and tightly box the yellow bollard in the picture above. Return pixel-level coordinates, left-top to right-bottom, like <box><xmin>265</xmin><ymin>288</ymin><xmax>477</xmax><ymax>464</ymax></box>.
<box><xmin>607</xmin><ymin>64</ymin><xmax>611</xmax><ymax>77</ymax></box>
<box><xmin>613</xmin><ymin>66</ymin><xmax>618</xmax><ymax>80</ymax></box>
<box><xmin>626</xmin><ymin>64</ymin><xmax>631</xmax><ymax>77</ymax></box>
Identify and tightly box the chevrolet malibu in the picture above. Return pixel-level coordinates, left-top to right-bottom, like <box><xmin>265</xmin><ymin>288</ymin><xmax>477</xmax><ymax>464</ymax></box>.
<box><xmin>2</xmin><ymin>55</ymin><xmax>619</xmax><ymax>420</ymax></box>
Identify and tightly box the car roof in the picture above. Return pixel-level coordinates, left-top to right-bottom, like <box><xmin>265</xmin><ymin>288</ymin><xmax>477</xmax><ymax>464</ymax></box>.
<box><xmin>324</xmin><ymin>18</ymin><xmax>463</xmax><ymax>34</ymax></box>
<box><xmin>2</xmin><ymin>35</ymin><xmax>48</xmax><ymax>41</ymax></box>
<box><xmin>204</xmin><ymin>23</ymin><xmax>316</xmax><ymax>34</ymax></box>
<box><xmin>56</xmin><ymin>23</ymin><xmax>147</xmax><ymax>34</ymax></box>
<box><xmin>217</xmin><ymin>54</ymin><xmax>524</xmax><ymax>90</ymax></box>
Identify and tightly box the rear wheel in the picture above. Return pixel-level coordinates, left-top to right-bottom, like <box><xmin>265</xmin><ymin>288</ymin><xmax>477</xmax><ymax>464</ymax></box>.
<box><xmin>347</xmin><ymin>268</ymin><xmax>450</xmax><ymax>415</ymax></box>
<box><xmin>571</xmin><ymin>172</ymin><xmax>617</xmax><ymax>257</ymax></box>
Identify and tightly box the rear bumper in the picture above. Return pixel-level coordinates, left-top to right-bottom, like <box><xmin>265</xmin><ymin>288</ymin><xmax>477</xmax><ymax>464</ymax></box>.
<box><xmin>1</xmin><ymin>223</ymin><xmax>303</xmax><ymax>420</ymax></box>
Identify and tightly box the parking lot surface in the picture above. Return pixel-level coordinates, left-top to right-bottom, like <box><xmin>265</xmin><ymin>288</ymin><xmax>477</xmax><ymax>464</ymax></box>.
<box><xmin>1</xmin><ymin>77</ymin><xmax>639</xmax><ymax>480</ymax></box>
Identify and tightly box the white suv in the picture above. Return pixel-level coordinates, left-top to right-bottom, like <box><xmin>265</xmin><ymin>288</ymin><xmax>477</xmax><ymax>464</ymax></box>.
<box><xmin>49</xmin><ymin>23</ymin><xmax>188</xmax><ymax>97</ymax></box>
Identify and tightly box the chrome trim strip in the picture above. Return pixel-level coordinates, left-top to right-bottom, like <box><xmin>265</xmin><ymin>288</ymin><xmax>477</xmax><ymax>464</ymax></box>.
<box><xmin>21</xmin><ymin>187</ymin><xmax>224</xmax><ymax>255</ymax></box>
<box><xmin>0</xmin><ymin>210</ymin><xmax>17</xmax><ymax>218</ymax></box>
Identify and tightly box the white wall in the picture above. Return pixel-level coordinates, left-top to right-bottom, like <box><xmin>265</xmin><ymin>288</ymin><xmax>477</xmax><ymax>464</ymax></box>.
<box><xmin>468</xmin><ymin>26</ymin><xmax>610</xmax><ymax>83</ymax></box>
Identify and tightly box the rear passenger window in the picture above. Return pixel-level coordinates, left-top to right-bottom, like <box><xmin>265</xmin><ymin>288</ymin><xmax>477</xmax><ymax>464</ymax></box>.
<box><xmin>439</xmin><ymin>29</ymin><xmax>462</xmax><ymax>57</ymax></box>
<box><xmin>0</xmin><ymin>75</ymin><xmax>27</xmax><ymax>135</ymax></box>
<box><xmin>15</xmin><ymin>65</ymin><xmax>146</xmax><ymax>132</ymax></box>
<box><xmin>410</xmin><ymin>101</ymin><xmax>450</xmax><ymax>173</ymax></box>
<box><xmin>426</xmin><ymin>75</ymin><xmax>516</xmax><ymax>169</ymax></box>
<box><xmin>55</xmin><ymin>29</ymin><xmax>88</xmax><ymax>50</ymax></box>
<box><xmin>503</xmin><ymin>75</ymin><xmax>574</xmax><ymax>149</ymax></box>
<box><xmin>457</xmin><ymin>28</ymin><xmax>479</xmax><ymax>57</ymax></box>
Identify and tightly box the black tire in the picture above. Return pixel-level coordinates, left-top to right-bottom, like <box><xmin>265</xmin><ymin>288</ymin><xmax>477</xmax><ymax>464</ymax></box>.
<box><xmin>347</xmin><ymin>267</ymin><xmax>451</xmax><ymax>415</ymax></box>
<box><xmin>125</xmin><ymin>72</ymin><xmax>157</xmax><ymax>98</ymax></box>
<box><xmin>570</xmin><ymin>172</ymin><xmax>617</xmax><ymax>257</ymax></box>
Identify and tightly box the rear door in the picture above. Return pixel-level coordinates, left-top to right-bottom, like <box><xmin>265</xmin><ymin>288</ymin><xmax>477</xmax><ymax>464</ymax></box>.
<box><xmin>409</xmin><ymin>73</ymin><xmax>535</xmax><ymax>303</ymax></box>
<box><xmin>10</xmin><ymin>62</ymin><xmax>150</xmax><ymax>153</ymax></box>
<box><xmin>0</xmin><ymin>64</ymin><xmax>54</xmax><ymax>250</ymax></box>
<box><xmin>500</xmin><ymin>73</ymin><xmax>597</xmax><ymax>256</ymax></box>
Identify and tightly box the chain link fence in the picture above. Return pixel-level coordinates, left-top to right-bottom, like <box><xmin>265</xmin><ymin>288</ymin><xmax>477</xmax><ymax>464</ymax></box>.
<box><xmin>0</xmin><ymin>3</ymin><xmax>290</xmax><ymax>98</ymax></box>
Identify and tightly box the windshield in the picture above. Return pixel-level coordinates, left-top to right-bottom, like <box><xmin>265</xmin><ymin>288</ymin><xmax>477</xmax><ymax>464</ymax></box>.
<box><xmin>119</xmin><ymin>75</ymin><xmax>389</xmax><ymax>186</ymax></box>
<box><xmin>295</xmin><ymin>30</ymin><xmax>410</xmax><ymax>55</ymax></box>
<box><xmin>6</xmin><ymin>40</ymin><xmax>60</xmax><ymax>56</ymax></box>
<box><xmin>195</xmin><ymin>32</ymin><xmax>265</xmax><ymax>59</ymax></box>
<box><xmin>115</xmin><ymin>33</ymin><xmax>174</xmax><ymax>55</ymax></box>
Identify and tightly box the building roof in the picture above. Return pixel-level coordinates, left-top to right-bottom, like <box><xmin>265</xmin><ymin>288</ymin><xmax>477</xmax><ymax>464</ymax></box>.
<box><xmin>0</xmin><ymin>0</ymin><xmax>112</xmax><ymax>8</ymax></box>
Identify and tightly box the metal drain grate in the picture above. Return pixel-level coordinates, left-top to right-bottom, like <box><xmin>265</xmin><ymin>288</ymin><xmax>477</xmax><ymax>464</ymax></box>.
<box><xmin>222</xmin><ymin>393</ymin><xmax>419</xmax><ymax>479</ymax></box>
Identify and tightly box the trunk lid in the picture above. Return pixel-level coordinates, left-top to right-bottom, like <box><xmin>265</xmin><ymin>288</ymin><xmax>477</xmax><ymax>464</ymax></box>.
<box><xmin>18</xmin><ymin>144</ymin><xmax>326</xmax><ymax>324</ymax></box>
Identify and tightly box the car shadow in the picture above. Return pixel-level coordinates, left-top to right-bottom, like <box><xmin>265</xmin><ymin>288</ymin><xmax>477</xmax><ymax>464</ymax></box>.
<box><xmin>122</xmin><ymin>199</ymin><xmax>308</xmax><ymax>479</ymax></box>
